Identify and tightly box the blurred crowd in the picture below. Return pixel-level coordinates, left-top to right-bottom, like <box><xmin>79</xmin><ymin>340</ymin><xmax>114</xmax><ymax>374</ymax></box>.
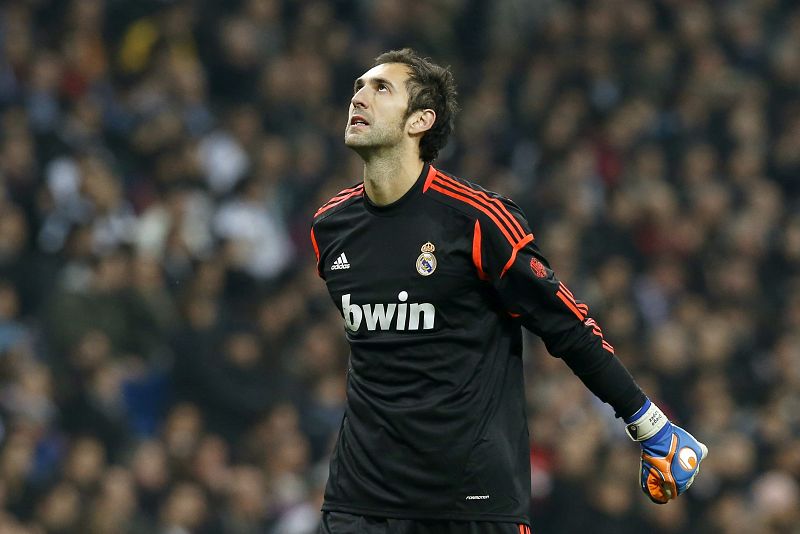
<box><xmin>0</xmin><ymin>0</ymin><xmax>798</xmax><ymax>532</ymax></box>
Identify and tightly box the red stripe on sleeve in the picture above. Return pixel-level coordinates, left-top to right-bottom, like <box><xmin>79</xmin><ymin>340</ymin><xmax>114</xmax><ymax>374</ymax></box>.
<box><xmin>435</xmin><ymin>174</ymin><xmax>526</xmax><ymax>242</ymax></box>
<box><xmin>315</xmin><ymin>184</ymin><xmax>363</xmax><ymax>213</ymax></box>
<box><xmin>559</xmin><ymin>282</ymin><xmax>589</xmax><ymax>313</ymax></box>
<box><xmin>436</xmin><ymin>173</ymin><xmax>527</xmax><ymax>239</ymax></box>
<box><xmin>422</xmin><ymin>164</ymin><xmax>438</xmax><ymax>192</ymax></box>
<box><xmin>429</xmin><ymin>182</ymin><xmax>518</xmax><ymax>245</ymax></box>
<box><xmin>559</xmin><ymin>282</ymin><xmax>577</xmax><ymax>300</ymax></box>
<box><xmin>499</xmin><ymin>234</ymin><xmax>534</xmax><ymax>278</ymax></box>
<box><xmin>323</xmin><ymin>184</ymin><xmax>363</xmax><ymax>204</ymax></box>
<box><xmin>314</xmin><ymin>186</ymin><xmax>364</xmax><ymax>217</ymax></box>
<box><xmin>472</xmin><ymin>219</ymin><xmax>489</xmax><ymax>280</ymax></box>
<box><xmin>557</xmin><ymin>290</ymin><xmax>587</xmax><ymax>320</ymax></box>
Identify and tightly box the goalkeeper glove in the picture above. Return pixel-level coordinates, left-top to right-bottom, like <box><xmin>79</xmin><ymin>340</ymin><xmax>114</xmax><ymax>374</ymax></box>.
<box><xmin>625</xmin><ymin>399</ymin><xmax>708</xmax><ymax>504</ymax></box>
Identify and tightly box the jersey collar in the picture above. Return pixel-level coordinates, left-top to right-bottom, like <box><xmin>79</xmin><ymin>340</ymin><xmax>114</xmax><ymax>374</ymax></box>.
<box><xmin>363</xmin><ymin>163</ymin><xmax>434</xmax><ymax>216</ymax></box>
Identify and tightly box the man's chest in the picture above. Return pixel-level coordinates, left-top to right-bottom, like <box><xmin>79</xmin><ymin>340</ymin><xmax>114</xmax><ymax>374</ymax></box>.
<box><xmin>318</xmin><ymin>209</ymin><xmax>481</xmax><ymax>333</ymax></box>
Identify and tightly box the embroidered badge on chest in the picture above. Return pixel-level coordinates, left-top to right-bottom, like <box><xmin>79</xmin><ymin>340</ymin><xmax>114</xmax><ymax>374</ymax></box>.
<box><xmin>416</xmin><ymin>242</ymin><xmax>437</xmax><ymax>276</ymax></box>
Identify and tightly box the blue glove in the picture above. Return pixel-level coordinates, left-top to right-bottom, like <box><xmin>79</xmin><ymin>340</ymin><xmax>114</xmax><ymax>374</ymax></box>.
<box><xmin>625</xmin><ymin>399</ymin><xmax>708</xmax><ymax>504</ymax></box>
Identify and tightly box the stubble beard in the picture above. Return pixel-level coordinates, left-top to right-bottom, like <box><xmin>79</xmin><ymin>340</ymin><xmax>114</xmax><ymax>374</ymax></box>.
<box><xmin>344</xmin><ymin>117</ymin><xmax>407</xmax><ymax>160</ymax></box>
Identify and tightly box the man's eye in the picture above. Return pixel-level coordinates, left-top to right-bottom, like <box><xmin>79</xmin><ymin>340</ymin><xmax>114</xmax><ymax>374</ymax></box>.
<box><xmin>378</xmin><ymin>84</ymin><xmax>388</xmax><ymax>91</ymax></box>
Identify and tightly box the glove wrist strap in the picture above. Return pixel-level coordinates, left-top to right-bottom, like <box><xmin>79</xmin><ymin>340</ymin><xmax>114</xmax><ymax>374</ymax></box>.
<box><xmin>625</xmin><ymin>401</ymin><xmax>668</xmax><ymax>441</ymax></box>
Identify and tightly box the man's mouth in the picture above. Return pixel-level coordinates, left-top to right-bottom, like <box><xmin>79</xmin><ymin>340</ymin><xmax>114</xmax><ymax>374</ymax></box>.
<box><xmin>350</xmin><ymin>115</ymin><xmax>369</xmax><ymax>126</ymax></box>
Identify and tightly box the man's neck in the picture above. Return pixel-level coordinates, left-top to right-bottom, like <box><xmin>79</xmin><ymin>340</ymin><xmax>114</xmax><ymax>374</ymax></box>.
<box><xmin>362</xmin><ymin>152</ymin><xmax>425</xmax><ymax>207</ymax></box>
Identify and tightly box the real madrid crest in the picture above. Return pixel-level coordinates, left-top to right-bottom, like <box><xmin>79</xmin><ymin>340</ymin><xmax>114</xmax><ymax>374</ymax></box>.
<box><xmin>416</xmin><ymin>242</ymin><xmax>437</xmax><ymax>276</ymax></box>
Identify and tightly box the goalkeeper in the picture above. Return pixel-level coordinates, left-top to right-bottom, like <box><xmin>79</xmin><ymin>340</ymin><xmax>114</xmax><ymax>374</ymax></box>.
<box><xmin>312</xmin><ymin>48</ymin><xmax>707</xmax><ymax>534</ymax></box>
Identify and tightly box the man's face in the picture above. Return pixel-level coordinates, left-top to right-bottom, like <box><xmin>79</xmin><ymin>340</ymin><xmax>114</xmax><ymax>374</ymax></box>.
<box><xmin>344</xmin><ymin>62</ymin><xmax>412</xmax><ymax>153</ymax></box>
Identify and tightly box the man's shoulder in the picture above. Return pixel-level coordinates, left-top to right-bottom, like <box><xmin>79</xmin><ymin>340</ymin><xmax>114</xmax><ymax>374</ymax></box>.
<box><xmin>428</xmin><ymin>168</ymin><xmax>495</xmax><ymax>193</ymax></box>
<box><xmin>424</xmin><ymin>167</ymin><xmax>527</xmax><ymax>241</ymax></box>
<box><xmin>425</xmin><ymin>167</ymin><xmax>518</xmax><ymax>212</ymax></box>
<box><xmin>313</xmin><ymin>182</ymin><xmax>365</xmax><ymax>225</ymax></box>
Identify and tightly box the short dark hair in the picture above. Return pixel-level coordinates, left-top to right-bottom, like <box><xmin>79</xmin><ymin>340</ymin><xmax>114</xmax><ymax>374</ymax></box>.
<box><xmin>373</xmin><ymin>48</ymin><xmax>458</xmax><ymax>162</ymax></box>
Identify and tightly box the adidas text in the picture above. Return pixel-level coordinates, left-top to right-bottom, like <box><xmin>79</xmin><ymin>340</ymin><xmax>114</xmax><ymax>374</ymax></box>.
<box><xmin>331</xmin><ymin>252</ymin><xmax>350</xmax><ymax>270</ymax></box>
<box><xmin>341</xmin><ymin>292</ymin><xmax>435</xmax><ymax>331</ymax></box>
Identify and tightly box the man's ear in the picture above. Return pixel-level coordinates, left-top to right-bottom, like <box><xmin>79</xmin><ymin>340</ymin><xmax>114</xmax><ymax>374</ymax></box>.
<box><xmin>408</xmin><ymin>109</ymin><xmax>436</xmax><ymax>135</ymax></box>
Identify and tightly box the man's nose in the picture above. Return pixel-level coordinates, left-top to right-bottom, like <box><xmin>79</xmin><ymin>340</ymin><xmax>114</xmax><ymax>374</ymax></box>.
<box><xmin>351</xmin><ymin>87</ymin><xmax>368</xmax><ymax>109</ymax></box>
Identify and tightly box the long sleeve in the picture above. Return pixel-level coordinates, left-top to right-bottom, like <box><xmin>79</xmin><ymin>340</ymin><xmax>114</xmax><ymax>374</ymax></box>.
<box><xmin>472</xmin><ymin>196</ymin><xmax>646</xmax><ymax>418</ymax></box>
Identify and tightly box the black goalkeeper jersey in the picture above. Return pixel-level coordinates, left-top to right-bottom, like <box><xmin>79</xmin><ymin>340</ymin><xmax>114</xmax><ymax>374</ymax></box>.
<box><xmin>311</xmin><ymin>164</ymin><xmax>644</xmax><ymax>524</ymax></box>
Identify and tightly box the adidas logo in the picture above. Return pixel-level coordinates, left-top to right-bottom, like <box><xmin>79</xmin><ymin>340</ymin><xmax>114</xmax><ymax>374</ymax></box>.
<box><xmin>331</xmin><ymin>252</ymin><xmax>350</xmax><ymax>270</ymax></box>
